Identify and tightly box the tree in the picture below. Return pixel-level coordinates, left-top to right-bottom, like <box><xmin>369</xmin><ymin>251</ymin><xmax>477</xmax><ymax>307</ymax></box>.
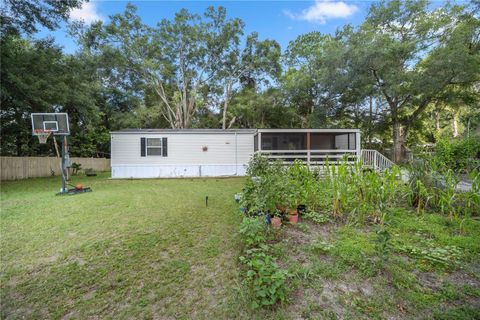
<box><xmin>1</xmin><ymin>36</ymin><xmax>66</xmax><ymax>155</ymax></box>
<box><xmin>214</xmin><ymin>32</ymin><xmax>281</xmax><ymax>129</ymax></box>
<box><xmin>339</xmin><ymin>0</ymin><xmax>479</xmax><ymax>161</ymax></box>
<box><xmin>228</xmin><ymin>88</ymin><xmax>299</xmax><ymax>128</ymax></box>
<box><xmin>80</xmin><ymin>5</ymin><xmax>254</xmax><ymax>129</ymax></box>
<box><xmin>1</xmin><ymin>0</ymin><xmax>84</xmax><ymax>34</ymax></box>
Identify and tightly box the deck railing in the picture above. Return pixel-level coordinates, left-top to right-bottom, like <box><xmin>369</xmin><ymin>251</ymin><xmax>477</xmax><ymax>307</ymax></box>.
<box><xmin>255</xmin><ymin>149</ymin><xmax>358</xmax><ymax>165</ymax></box>
<box><xmin>255</xmin><ymin>149</ymin><xmax>394</xmax><ymax>171</ymax></box>
<box><xmin>361</xmin><ymin>149</ymin><xmax>394</xmax><ymax>171</ymax></box>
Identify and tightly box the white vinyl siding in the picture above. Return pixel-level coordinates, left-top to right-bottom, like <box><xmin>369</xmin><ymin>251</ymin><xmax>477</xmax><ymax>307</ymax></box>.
<box><xmin>111</xmin><ymin>133</ymin><xmax>254</xmax><ymax>166</ymax></box>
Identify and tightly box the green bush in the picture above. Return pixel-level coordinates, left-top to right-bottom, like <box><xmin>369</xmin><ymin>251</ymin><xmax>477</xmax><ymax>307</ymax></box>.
<box><xmin>242</xmin><ymin>154</ymin><xmax>404</xmax><ymax>224</ymax></box>
<box><xmin>407</xmin><ymin>159</ymin><xmax>479</xmax><ymax>218</ymax></box>
<box><xmin>303</xmin><ymin>210</ymin><xmax>329</xmax><ymax>224</ymax></box>
<box><xmin>246</xmin><ymin>153</ymin><xmax>270</xmax><ymax>177</ymax></box>
<box><xmin>239</xmin><ymin>246</ymin><xmax>289</xmax><ymax>309</ymax></box>
<box><xmin>435</xmin><ymin>136</ymin><xmax>480</xmax><ymax>172</ymax></box>
<box><xmin>239</xmin><ymin>217</ymin><xmax>268</xmax><ymax>248</ymax></box>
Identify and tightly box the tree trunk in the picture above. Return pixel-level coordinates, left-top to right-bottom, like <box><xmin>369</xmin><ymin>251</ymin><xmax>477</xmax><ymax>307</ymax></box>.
<box><xmin>222</xmin><ymin>99</ymin><xmax>228</xmax><ymax>130</ymax></box>
<box><xmin>452</xmin><ymin>112</ymin><xmax>458</xmax><ymax>138</ymax></box>
<box><xmin>222</xmin><ymin>82</ymin><xmax>232</xmax><ymax>130</ymax></box>
<box><xmin>392</xmin><ymin>120</ymin><xmax>403</xmax><ymax>163</ymax></box>
<box><xmin>368</xmin><ymin>96</ymin><xmax>373</xmax><ymax>146</ymax></box>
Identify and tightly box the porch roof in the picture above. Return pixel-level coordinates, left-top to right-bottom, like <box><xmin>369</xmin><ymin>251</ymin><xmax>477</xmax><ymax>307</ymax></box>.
<box><xmin>256</xmin><ymin>128</ymin><xmax>360</xmax><ymax>133</ymax></box>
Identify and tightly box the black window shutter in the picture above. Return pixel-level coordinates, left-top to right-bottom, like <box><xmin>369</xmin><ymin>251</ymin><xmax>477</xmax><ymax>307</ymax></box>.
<box><xmin>140</xmin><ymin>137</ymin><xmax>146</xmax><ymax>157</ymax></box>
<box><xmin>162</xmin><ymin>137</ymin><xmax>168</xmax><ymax>157</ymax></box>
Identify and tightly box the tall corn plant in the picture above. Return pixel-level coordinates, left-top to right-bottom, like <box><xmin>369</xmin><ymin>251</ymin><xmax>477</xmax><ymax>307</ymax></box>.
<box><xmin>463</xmin><ymin>170</ymin><xmax>480</xmax><ymax>216</ymax></box>
<box><xmin>438</xmin><ymin>169</ymin><xmax>459</xmax><ymax>220</ymax></box>
<box><xmin>326</xmin><ymin>158</ymin><xmax>351</xmax><ymax>219</ymax></box>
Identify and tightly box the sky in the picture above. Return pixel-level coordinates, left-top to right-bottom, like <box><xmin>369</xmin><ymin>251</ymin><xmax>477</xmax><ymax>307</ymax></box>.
<box><xmin>37</xmin><ymin>0</ymin><xmax>374</xmax><ymax>54</ymax></box>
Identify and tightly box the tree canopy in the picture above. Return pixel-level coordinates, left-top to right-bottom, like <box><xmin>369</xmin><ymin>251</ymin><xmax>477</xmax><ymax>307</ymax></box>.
<box><xmin>1</xmin><ymin>0</ymin><xmax>479</xmax><ymax>160</ymax></box>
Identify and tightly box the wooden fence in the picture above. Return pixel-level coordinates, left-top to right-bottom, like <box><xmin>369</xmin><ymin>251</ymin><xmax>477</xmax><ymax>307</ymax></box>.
<box><xmin>0</xmin><ymin>157</ymin><xmax>110</xmax><ymax>181</ymax></box>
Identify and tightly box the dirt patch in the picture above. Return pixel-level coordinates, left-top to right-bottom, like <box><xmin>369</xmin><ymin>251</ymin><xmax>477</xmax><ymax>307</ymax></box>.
<box><xmin>82</xmin><ymin>286</ymin><xmax>97</xmax><ymax>301</ymax></box>
<box><xmin>448</xmin><ymin>263</ymin><xmax>480</xmax><ymax>289</ymax></box>
<box><xmin>415</xmin><ymin>271</ymin><xmax>442</xmax><ymax>291</ymax></box>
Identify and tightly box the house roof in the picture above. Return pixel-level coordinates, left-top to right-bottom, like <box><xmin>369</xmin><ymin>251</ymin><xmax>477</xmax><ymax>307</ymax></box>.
<box><xmin>256</xmin><ymin>128</ymin><xmax>360</xmax><ymax>133</ymax></box>
<box><xmin>110</xmin><ymin>128</ymin><xmax>257</xmax><ymax>134</ymax></box>
<box><xmin>111</xmin><ymin>128</ymin><xmax>361</xmax><ymax>134</ymax></box>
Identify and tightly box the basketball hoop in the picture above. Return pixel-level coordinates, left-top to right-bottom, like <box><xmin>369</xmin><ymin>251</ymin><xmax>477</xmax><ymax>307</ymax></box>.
<box><xmin>34</xmin><ymin>130</ymin><xmax>52</xmax><ymax>144</ymax></box>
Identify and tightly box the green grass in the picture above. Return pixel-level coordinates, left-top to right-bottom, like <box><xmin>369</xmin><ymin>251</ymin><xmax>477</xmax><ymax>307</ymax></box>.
<box><xmin>1</xmin><ymin>173</ymin><xmax>248</xmax><ymax>319</ymax></box>
<box><xmin>2</xmin><ymin>174</ymin><xmax>479</xmax><ymax>319</ymax></box>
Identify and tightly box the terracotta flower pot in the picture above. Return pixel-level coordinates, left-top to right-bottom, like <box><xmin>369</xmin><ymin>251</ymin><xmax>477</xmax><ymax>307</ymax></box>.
<box><xmin>271</xmin><ymin>217</ymin><xmax>282</xmax><ymax>229</ymax></box>
<box><xmin>288</xmin><ymin>208</ymin><xmax>298</xmax><ymax>216</ymax></box>
<box><xmin>289</xmin><ymin>213</ymin><xmax>299</xmax><ymax>225</ymax></box>
<box><xmin>275</xmin><ymin>204</ymin><xmax>287</xmax><ymax>213</ymax></box>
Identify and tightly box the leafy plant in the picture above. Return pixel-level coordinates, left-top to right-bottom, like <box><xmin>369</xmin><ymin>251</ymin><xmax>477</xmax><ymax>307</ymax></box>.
<box><xmin>435</xmin><ymin>136</ymin><xmax>480</xmax><ymax>172</ymax></box>
<box><xmin>303</xmin><ymin>210</ymin><xmax>329</xmax><ymax>224</ymax></box>
<box><xmin>239</xmin><ymin>246</ymin><xmax>289</xmax><ymax>309</ymax></box>
<box><xmin>239</xmin><ymin>217</ymin><xmax>268</xmax><ymax>248</ymax></box>
<box><xmin>246</xmin><ymin>153</ymin><xmax>270</xmax><ymax>177</ymax></box>
<box><xmin>70</xmin><ymin>162</ymin><xmax>82</xmax><ymax>175</ymax></box>
<box><xmin>438</xmin><ymin>169</ymin><xmax>459</xmax><ymax>219</ymax></box>
<box><xmin>397</xmin><ymin>241</ymin><xmax>462</xmax><ymax>269</ymax></box>
<box><xmin>373</xmin><ymin>227</ymin><xmax>392</xmax><ymax>264</ymax></box>
<box><xmin>310</xmin><ymin>240</ymin><xmax>334</xmax><ymax>254</ymax></box>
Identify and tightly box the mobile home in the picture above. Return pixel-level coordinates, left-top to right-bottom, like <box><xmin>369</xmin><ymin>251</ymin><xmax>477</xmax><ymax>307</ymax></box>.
<box><xmin>110</xmin><ymin>128</ymin><xmax>362</xmax><ymax>178</ymax></box>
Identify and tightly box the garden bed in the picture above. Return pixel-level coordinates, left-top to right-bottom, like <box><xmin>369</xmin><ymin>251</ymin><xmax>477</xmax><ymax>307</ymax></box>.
<box><xmin>236</xmin><ymin>155</ymin><xmax>480</xmax><ymax>319</ymax></box>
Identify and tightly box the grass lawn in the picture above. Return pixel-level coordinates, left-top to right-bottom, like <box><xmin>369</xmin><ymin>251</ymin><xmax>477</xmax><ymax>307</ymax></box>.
<box><xmin>1</xmin><ymin>173</ymin><xmax>479</xmax><ymax>319</ymax></box>
<box><xmin>1</xmin><ymin>173</ymin><xmax>248</xmax><ymax>319</ymax></box>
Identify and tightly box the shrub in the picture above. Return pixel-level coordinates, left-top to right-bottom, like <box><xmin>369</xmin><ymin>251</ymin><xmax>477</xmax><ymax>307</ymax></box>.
<box><xmin>435</xmin><ymin>136</ymin><xmax>480</xmax><ymax>172</ymax></box>
<box><xmin>396</xmin><ymin>240</ymin><xmax>462</xmax><ymax>270</ymax></box>
<box><xmin>70</xmin><ymin>162</ymin><xmax>82</xmax><ymax>175</ymax></box>
<box><xmin>303</xmin><ymin>210</ymin><xmax>329</xmax><ymax>224</ymax></box>
<box><xmin>239</xmin><ymin>246</ymin><xmax>289</xmax><ymax>309</ymax></box>
<box><xmin>239</xmin><ymin>217</ymin><xmax>268</xmax><ymax>248</ymax></box>
<box><xmin>246</xmin><ymin>153</ymin><xmax>270</xmax><ymax>177</ymax></box>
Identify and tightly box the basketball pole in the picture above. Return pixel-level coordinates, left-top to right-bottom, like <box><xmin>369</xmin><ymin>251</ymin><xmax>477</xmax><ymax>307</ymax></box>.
<box><xmin>60</xmin><ymin>136</ymin><xmax>67</xmax><ymax>194</ymax></box>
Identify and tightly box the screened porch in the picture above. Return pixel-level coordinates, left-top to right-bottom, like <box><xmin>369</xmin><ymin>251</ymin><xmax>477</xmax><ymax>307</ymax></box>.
<box><xmin>254</xmin><ymin>129</ymin><xmax>361</xmax><ymax>164</ymax></box>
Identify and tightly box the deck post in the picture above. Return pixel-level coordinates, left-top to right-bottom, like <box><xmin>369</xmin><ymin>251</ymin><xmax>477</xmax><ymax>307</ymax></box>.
<box><xmin>356</xmin><ymin>131</ymin><xmax>361</xmax><ymax>163</ymax></box>
<box><xmin>306</xmin><ymin>132</ymin><xmax>311</xmax><ymax>166</ymax></box>
<box><xmin>258</xmin><ymin>132</ymin><xmax>262</xmax><ymax>152</ymax></box>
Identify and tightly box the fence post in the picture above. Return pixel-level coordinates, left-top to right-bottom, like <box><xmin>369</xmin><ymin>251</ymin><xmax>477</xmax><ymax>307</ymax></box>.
<box><xmin>374</xmin><ymin>151</ymin><xmax>377</xmax><ymax>171</ymax></box>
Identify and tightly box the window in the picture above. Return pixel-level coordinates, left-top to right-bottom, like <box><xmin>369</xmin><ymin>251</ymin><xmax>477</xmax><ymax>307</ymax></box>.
<box><xmin>141</xmin><ymin>137</ymin><xmax>168</xmax><ymax>157</ymax></box>
<box><xmin>146</xmin><ymin>138</ymin><xmax>162</xmax><ymax>156</ymax></box>
<box><xmin>261</xmin><ymin>133</ymin><xmax>306</xmax><ymax>150</ymax></box>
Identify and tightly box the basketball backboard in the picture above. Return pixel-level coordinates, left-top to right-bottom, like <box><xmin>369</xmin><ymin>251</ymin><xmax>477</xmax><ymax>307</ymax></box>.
<box><xmin>31</xmin><ymin>113</ymin><xmax>70</xmax><ymax>135</ymax></box>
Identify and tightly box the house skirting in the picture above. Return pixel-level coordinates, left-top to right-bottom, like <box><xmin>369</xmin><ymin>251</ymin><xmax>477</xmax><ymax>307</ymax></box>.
<box><xmin>111</xmin><ymin>164</ymin><xmax>248</xmax><ymax>178</ymax></box>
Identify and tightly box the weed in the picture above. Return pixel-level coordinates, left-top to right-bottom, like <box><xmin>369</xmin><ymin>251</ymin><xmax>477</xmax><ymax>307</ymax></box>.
<box><xmin>310</xmin><ymin>240</ymin><xmax>335</xmax><ymax>254</ymax></box>
<box><xmin>239</xmin><ymin>216</ymin><xmax>268</xmax><ymax>248</ymax></box>
<box><xmin>373</xmin><ymin>227</ymin><xmax>392</xmax><ymax>264</ymax></box>
<box><xmin>303</xmin><ymin>210</ymin><xmax>330</xmax><ymax>224</ymax></box>
<box><xmin>239</xmin><ymin>246</ymin><xmax>289</xmax><ymax>309</ymax></box>
<box><xmin>397</xmin><ymin>242</ymin><xmax>462</xmax><ymax>270</ymax></box>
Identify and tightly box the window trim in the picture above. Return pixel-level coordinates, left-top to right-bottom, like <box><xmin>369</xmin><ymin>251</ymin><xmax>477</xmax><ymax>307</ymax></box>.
<box><xmin>145</xmin><ymin>138</ymin><xmax>163</xmax><ymax>156</ymax></box>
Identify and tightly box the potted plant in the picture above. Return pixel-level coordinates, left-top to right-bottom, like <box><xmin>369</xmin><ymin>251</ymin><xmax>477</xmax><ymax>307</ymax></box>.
<box><xmin>270</xmin><ymin>210</ymin><xmax>282</xmax><ymax>229</ymax></box>
<box><xmin>70</xmin><ymin>162</ymin><xmax>82</xmax><ymax>175</ymax></box>
<box><xmin>287</xmin><ymin>187</ymin><xmax>300</xmax><ymax>225</ymax></box>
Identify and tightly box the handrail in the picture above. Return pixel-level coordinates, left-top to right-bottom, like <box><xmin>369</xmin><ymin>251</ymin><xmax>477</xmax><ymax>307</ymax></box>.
<box><xmin>255</xmin><ymin>149</ymin><xmax>358</xmax><ymax>166</ymax></box>
<box><xmin>257</xmin><ymin>149</ymin><xmax>357</xmax><ymax>154</ymax></box>
<box><xmin>361</xmin><ymin>149</ymin><xmax>394</xmax><ymax>171</ymax></box>
<box><xmin>254</xmin><ymin>149</ymin><xmax>394</xmax><ymax>171</ymax></box>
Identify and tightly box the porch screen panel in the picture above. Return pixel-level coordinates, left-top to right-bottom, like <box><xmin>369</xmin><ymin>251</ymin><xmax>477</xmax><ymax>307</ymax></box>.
<box><xmin>333</xmin><ymin>134</ymin><xmax>357</xmax><ymax>150</ymax></box>
<box><xmin>311</xmin><ymin>133</ymin><xmax>334</xmax><ymax>150</ymax></box>
<box><xmin>261</xmin><ymin>133</ymin><xmax>306</xmax><ymax>150</ymax></box>
<box><xmin>334</xmin><ymin>134</ymin><xmax>349</xmax><ymax>150</ymax></box>
<box><xmin>348</xmin><ymin>133</ymin><xmax>356</xmax><ymax>150</ymax></box>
